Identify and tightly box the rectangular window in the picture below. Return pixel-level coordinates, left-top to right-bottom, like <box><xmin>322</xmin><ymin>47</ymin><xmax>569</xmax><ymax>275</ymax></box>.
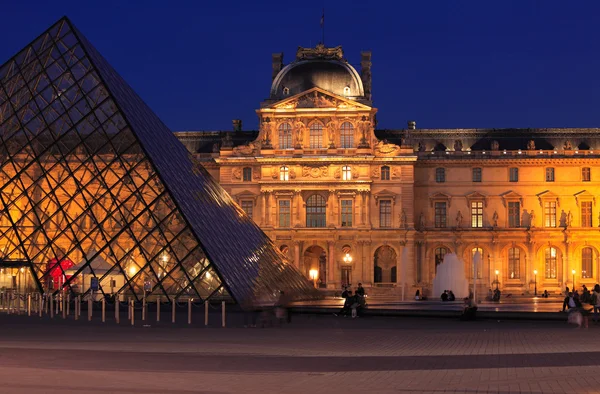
<box><xmin>508</xmin><ymin>202</ymin><xmax>520</xmax><ymax>228</ymax></box>
<box><xmin>582</xmin><ymin>167</ymin><xmax>591</xmax><ymax>182</ymax></box>
<box><xmin>545</xmin><ymin>248</ymin><xmax>557</xmax><ymax>279</ymax></box>
<box><xmin>472</xmin><ymin>167</ymin><xmax>482</xmax><ymax>182</ymax></box>
<box><xmin>581</xmin><ymin>201</ymin><xmax>592</xmax><ymax>227</ymax></box>
<box><xmin>241</xmin><ymin>200</ymin><xmax>253</xmax><ymax>219</ymax></box>
<box><xmin>278</xmin><ymin>200</ymin><xmax>290</xmax><ymax>227</ymax></box>
<box><xmin>508</xmin><ymin>248</ymin><xmax>520</xmax><ymax>279</ymax></box>
<box><xmin>545</xmin><ymin>167</ymin><xmax>555</xmax><ymax>182</ymax></box>
<box><xmin>242</xmin><ymin>167</ymin><xmax>252</xmax><ymax>182</ymax></box>
<box><xmin>434</xmin><ymin>202</ymin><xmax>447</xmax><ymax>228</ymax></box>
<box><xmin>471</xmin><ymin>201</ymin><xmax>483</xmax><ymax>228</ymax></box>
<box><xmin>509</xmin><ymin>167</ymin><xmax>519</xmax><ymax>182</ymax></box>
<box><xmin>379</xmin><ymin>200</ymin><xmax>392</xmax><ymax>228</ymax></box>
<box><xmin>582</xmin><ymin>248</ymin><xmax>593</xmax><ymax>278</ymax></box>
<box><xmin>435</xmin><ymin>168</ymin><xmax>445</xmax><ymax>183</ymax></box>
<box><xmin>341</xmin><ymin>200</ymin><xmax>353</xmax><ymax>227</ymax></box>
<box><xmin>544</xmin><ymin>201</ymin><xmax>556</xmax><ymax>227</ymax></box>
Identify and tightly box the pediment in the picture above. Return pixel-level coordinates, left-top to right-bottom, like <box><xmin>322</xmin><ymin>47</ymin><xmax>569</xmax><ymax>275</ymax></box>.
<box><xmin>269</xmin><ymin>87</ymin><xmax>371</xmax><ymax>110</ymax></box>
<box><xmin>537</xmin><ymin>190</ymin><xmax>560</xmax><ymax>207</ymax></box>
<box><xmin>234</xmin><ymin>190</ymin><xmax>259</xmax><ymax>203</ymax></box>
<box><xmin>429</xmin><ymin>192</ymin><xmax>452</xmax><ymax>207</ymax></box>
<box><xmin>500</xmin><ymin>191</ymin><xmax>523</xmax><ymax>207</ymax></box>
<box><xmin>574</xmin><ymin>190</ymin><xmax>596</xmax><ymax>206</ymax></box>
<box><xmin>465</xmin><ymin>191</ymin><xmax>488</xmax><ymax>207</ymax></box>
<box><xmin>373</xmin><ymin>189</ymin><xmax>396</xmax><ymax>205</ymax></box>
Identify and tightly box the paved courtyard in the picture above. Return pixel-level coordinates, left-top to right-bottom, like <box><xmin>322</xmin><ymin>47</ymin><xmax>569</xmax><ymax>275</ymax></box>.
<box><xmin>0</xmin><ymin>313</ymin><xmax>599</xmax><ymax>393</ymax></box>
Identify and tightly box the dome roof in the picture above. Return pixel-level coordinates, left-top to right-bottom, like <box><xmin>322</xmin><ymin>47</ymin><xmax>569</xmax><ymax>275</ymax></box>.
<box><xmin>270</xmin><ymin>59</ymin><xmax>364</xmax><ymax>100</ymax></box>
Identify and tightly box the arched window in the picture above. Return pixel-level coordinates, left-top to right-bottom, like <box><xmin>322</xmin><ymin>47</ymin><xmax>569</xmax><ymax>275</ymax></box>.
<box><xmin>278</xmin><ymin>123</ymin><xmax>292</xmax><ymax>149</ymax></box>
<box><xmin>306</xmin><ymin>194</ymin><xmax>326</xmax><ymax>228</ymax></box>
<box><xmin>435</xmin><ymin>247</ymin><xmax>448</xmax><ymax>272</ymax></box>
<box><xmin>381</xmin><ymin>166</ymin><xmax>390</xmax><ymax>181</ymax></box>
<box><xmin>582</xmin><ymin>247</ymin><xmax>593</xmax><ymax>278</ymax></box>
<box><xmin>343</xmin><ymin>86</ymin><xmax>351</xmax><ymax>96</ymax></box>
<box><xmin>471</xmin><ymin>247</ymin><xmax>483</xmax><ymax>279</ymax></box>
<box><xmin>282</xmin><ymin>87</ymin><xmax>290</xmax><ymax>95</ymax></box>
<box><xmin>342</xmin><ymin>165</ymin><xmax>352</xmax><ymax>180</ymax></box>
<box><xmin>242</xmin><ymin>167</ymin><xmax>252</xmax><ymax>182</ymax></box>
<box><xmin>508</xmin><ymin>247</ymin><xmax>520</xmax><ymax>279</ymax></box>
<box><xmin>545</xmin><ymin>247</ymin><xmax>557</xmax><ymax>279</ymax></box>
<box><xmin>279</xmin><ymin>166</ymin><xmax>289</xmax><ymax>181</ymax></box>
<box><xmin>340</xmin><ymin>122</ymin><xmax>354</xmax><ymax>148</ymax></box>
<box><xmin>309</xmin><ymin>122</ymin><xmax>324</xmax><ymax>149</ymax></box>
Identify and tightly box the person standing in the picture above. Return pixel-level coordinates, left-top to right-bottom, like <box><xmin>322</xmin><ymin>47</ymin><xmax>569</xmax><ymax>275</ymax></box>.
<box><xmin>593</xmin><ymin>284</ymin><xmax>600</xmax><ymax>323</ymax></box>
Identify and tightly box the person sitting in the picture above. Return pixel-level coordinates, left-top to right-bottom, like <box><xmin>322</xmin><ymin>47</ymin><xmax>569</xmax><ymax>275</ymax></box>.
<box><xmin>562</xmin><ymin>292</ymin><xmax>581</xmax><ymax>312</ymax></box>
<box><xmin>460</xmin><ymin>296</ymin><xmax>478</xmax><ymax>321</ymax></box>
<box><xmin>542</xmin><ymin>290</ymin><xmax>549</xmax><ymax>298</ymax></box>
<box><xmin>415</xmin><ymin>289</ymin><xmax>420</xmax><ymax>300</ymax></box>
<box><xmin>447</xmin><ymin>290</ymin><xmax>456</xmax><ymax>301</ymax></box>
<box><xmin>487</xmin><ymin>288</ymin><xmax>493</xmax><ymax>301</ymax></box>
<box><xmin>441</xmin><ymin>290</ymin><xmax>449</xmax><ymax>302</ymax></box>
<box><xmin>355</xmin><ymin>283</ymin><xmax>367</xmax><ymax>308</ymax></box>
<box><xmin>335</xmin><ymin>290</ymin><xmax>353</xmax><ymax>316</ymax></box>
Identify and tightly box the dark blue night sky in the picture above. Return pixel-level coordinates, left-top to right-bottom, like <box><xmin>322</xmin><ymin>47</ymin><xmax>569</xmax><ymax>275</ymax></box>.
<box><xmin>2</xmin><ymin>0</ymin><xmax>599</xmax><ymax>131</ymax></box>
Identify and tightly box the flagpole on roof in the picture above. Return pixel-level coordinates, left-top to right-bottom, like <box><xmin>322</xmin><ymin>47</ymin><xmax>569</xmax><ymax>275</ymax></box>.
<box><xmin>321</xmin><ymin>8</ymin><xmax>325</xmax><ymax>45</ymax></box>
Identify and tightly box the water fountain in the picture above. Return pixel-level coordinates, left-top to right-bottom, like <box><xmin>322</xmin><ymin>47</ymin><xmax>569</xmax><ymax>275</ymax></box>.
<box><xmin>432</xmin><ymin>253</ymin><xmax>470</xmax><ymax>299</ymax></box>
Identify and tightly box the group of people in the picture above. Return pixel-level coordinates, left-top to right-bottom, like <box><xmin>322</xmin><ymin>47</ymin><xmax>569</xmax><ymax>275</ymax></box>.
<box><xmin>440</xmin><ymin>290</ymin><xmax>456</xmax><ymax>301</ymax></box>
<box><xmin>486</xmin><ymin>288</ymin><xmax>502</xmax><ymax>301</ymax></box>
<box><xmin>335</xmin><ymin>283</ymin><xmax>366</xmax><ymax>318</ymax></box>
<box><xmin>562</xmin><ymin>284</ymin><xmax>600</xmax><ymax>328</ymax></box>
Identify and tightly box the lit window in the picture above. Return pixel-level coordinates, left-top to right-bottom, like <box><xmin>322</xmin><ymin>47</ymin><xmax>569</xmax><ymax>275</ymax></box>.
<box><xmin>379</xmin><ymin>200</ymin><xmax>392</xmax><ymax>228</ymax></box>
<box><xmin>340</xmin><ymin>122</ymin><xmax>354</xmax><ymax>148</ymax></box>
<box><xmin>545</xmin><ymin>167</ymin><xmax>555</xmax><ymax>182</ymax></box>
<box><xmin>582</xmin><ymin>167</ymin><xmax>591</xmax><ymax>182</ymax></box>
<box><xmin>342</xmin><ymin>166</ymin><xmax>352</xmax><ymax>180</ymax></box>
<box><xmin>278</xmin><ymin>200</ymin><xmax>290</xmax><ymax>227</ymax></box>
<box><xmin>343</xmin><ymin>86</ymin><xmax>351</xmax><ymax>96</ymax></box>
<box><xmin>435</xmin><ymin>168</ymin><xmax>445</xmax><ymax>183</ymax></box>
<box><xmin>341</xmin><ymin>200</ymin><xmax>353</xmax><ymax>227</ymax></box>
<box><xmin>545</xmin><ymin>247</ymin><xmax>557</xmax><ymax>279</ymax></box>
<box><xmin>278</xmin><ymin>123</ymin><xmax>292</xmax><ymax>149</ymax></box>
<box><xmin>471</xmin><ymin>247</ymin><xmax>483</xmax><ymax>278</ymax></box>
<box><xmin>544</xmin><ymin>201</ymin><xmax>556</xmax><ymax>227</ymax></box>
<box><xmin>435</xmin><ymin>247</ymin><xmax>448</xmax><ymax>271</ymax></box>
<box><xmin>242</xmin><ymin>167</ymin><xmax>252</xmax><ymax>182</ymax></box>
<box><xmin>508</xmin><ymin>201</ymin><xmax>520</xmax><ymax>228</ymax></box>
<box><xmin>381</xmin><ymin>166</ymin><xmax>390</xmax><ymax>181</ymax></box>
<box><xmin>306</xmin><ymin>194</ymin><xmax>326</xmax><ymax>228</ymax></box>
<box><xmin>279</xmin><ymin>166</ymin><xmax>289</xmax><ymax>181</ymax></box>
<box><xmin>283</xmin><ymin>87</ymin><xmax>289</xmax><ymax>95</ymax></box>
<box><xmin>309</xmin><ymin>122</ymin><xmax>324</xmax><ymax>149</ymax></box>
<box><xmin>434</xmin><ymin>202</ymin><xmax>446</xmax><ymax>228</ymax></box>
<box><xmin>582</xmin><ymin>247</ymin><xmax>593</xmax><ymax>278</ymax></box>
<box><xmin>470</xmin><ymin>201</ymin><xmax>483</xmax><ymax>228</ymax></box>
<box><xmin>581</xmin><ymin>201</ymin><xmax>592</xmax><ymax>227</ymax></box>
<box><xmin>508</xmin><ymin>247</ymin><xmax>520</xmax><ymax>279</ymax></box>
<box><xmin>241</xmin><ymin>201</ymin><xmax>253</xmax><ymax>219</ymax></box>
<box><xmin>509</xmin><ymin>167</ymin><xmax>519</xmax><ymax>182</ymax></box>
<box><xmin>472</xmin><ymin>168</ymin><xmax>482</xmax><ymax>182</ymax></box>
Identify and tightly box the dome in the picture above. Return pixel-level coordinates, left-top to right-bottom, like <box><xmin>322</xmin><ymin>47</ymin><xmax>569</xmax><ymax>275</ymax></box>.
<box><xmin>269</xmin><ymin>45</ymin><xmax>365</xmax><ymax>100</ymax></box>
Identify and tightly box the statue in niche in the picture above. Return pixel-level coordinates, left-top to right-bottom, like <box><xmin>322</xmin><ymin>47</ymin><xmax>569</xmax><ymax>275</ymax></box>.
<box><xmin>492</xmin><ymin>211</ymin><xmax>499</xmax><ymax>227</ymax></box>
<box><xmin>455</xmin><ymin>210</ymin><xmax>463</xmax><ymax>228</ymax></box>
<box><xmin>294</xmin><ymin>120</ymin><xmax>305</xmax><ymax>148</ymax></box>
<box><xmin>529</xmin><ymin>210</ymin><xmax>536</xmax><ymax>228</ymax></box>
<box><xmin>326</xmin><ymin>121</ymin><xmax>336</xmax><ymax>148</ymax></box>
<box><xmin>564</xmin><ymin>140</ymin><xmax>572</xmax><ymax>150</ymax></box>
<box><xmin>491</xmin><ymin>140</ymin><xmax>500</xmax><ymax>151</ymax></box>
<box><xmin>567</xmin><ymin>210</ymin><xmax>573</xmax><ymax>227</ymax></box>
<box><xmin>260</xmin><ymin>118</ymin><xmax>272</xmax><ymax>147</ymax></box>
<box><xmin>418</xmin><ymin>141</ymin><xmax>426</xmax><ymax>152</ymax></box>
<box><xmin>453</xmin><ymin>140</ymin><xmax>463</xmax><ymax>152</ymax></box>
<box><xmin>399</xmin><ymin>209</ymin><xmax>407</xmax><ymax>229</ymax></box>
<box><xmin>527</xmin><ymin>140</ymin><xmax>536</xmax><ymax>150</ymax></box>
<box><xmin>419</xmin><ymin>212</ymin><xmax>426</xmax><ymax>230</ymax></box>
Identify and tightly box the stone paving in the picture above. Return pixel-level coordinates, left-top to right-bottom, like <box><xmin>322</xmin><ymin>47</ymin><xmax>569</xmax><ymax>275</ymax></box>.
<box><xmin>0</xmin><ymin>313</ymin><xmax>599</xmax><ymax>393</ymax></box>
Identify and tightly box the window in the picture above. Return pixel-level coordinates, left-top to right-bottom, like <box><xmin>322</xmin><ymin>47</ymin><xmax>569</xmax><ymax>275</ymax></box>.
<box><xmin>278</xmin><ymin>200</ymin><xmax>290</xmax><ymax>227</ymax></box>
<box><xmin>545</xmin><ymin>247</ymin><xmax>557</xmax><ymax>279</ymax></box>
<box><xmin>342</xmin><ymin>166</ymin><xmax>352</xmax><ymax>180</ymax></box>
<box><xmin>341</xmin><ymin>200</ymin><xmax>353</xmax><ymax>227</ymax></box>
<box><xmin>380</xmin><ymin>166</ymin><xmax>390</xmax><ymax>181</ymax></box>
<box><xmin>306</xmin><ymin>194</ymin><xmax>326</xmax><ymax>228</ymax></box>
<box><xmin>472</xmin><ymin>168</ymin><xmax>482</xmax><ymax>182</ymax></box>
<box><xmin>278</xmin><ymin>123</ymin><xmax>292</xmax><ymax>149</ymax></box>
<box><xmin>435</xmin><ymin>168</ymin><xmax>445</xmax><ymax>183</ymax></box>
<box><xmin>282</xmin><ymin>87</ymin><xmax>289</xmax><ymax>95</ymax></box>
<box><xmin>343</xmin><ymin>86</ymin><xmax>351</xmax><ymax>96</ymax></box>
<box><xmin>471</xmin><ymin>247</ymin><xmax>483</xmax><ymax>279</ymax></box>
<box><xmin>544</xmin><ymin>201</ymin><xmax>557</xmax><ymax>227</ymax></box>
<box><xmin>545</xmin><ymin>167</ymin><xmax>555</xmax><ymax>182</ymax></box>
<box><xmin>508</xmin><ymin>202</ymin><xmax>520</xmax><ymax>228</ymax></box>
<box><xmin>241</xmin><ymin>201</ymin><xmax>253</xmax><ymax>219</ymax></box>
<box><xmin>582</xmin><ymin>247</ymin><xmax>593</xmax><ymax>278</ymax></box>
<box><xmin>582</xmin><ymin>201</ymin><xmax>592</xmax><ymax>227</ymax></box>
<box><xmin>435</xmin><ymin>247</ymin><xmax>448</xmax><ymax>271</ymax></box>
<box><xmin>379</xmin><ymin>200</ymin><xmax>392</xmax><ymax>228</ymax></box>
<box><xmin>279</xmin><ymin>166</ymin><xmax>289</xmax><ymax>181</ymax></box>
<box><xmin>340</xmin><ymin>122</ymin><xmax>354</xmax><ymax>148</ymax></box>
<box><xmin>434</xmin><ymin>202</ymin><xmax>447</xmax><ymax>228</ymax></box>
<box><xmin>582</xmin><ymin>167</ymin><xmax>591</xmax><ymax>182</ymax></box>
<box><xmin>509</xmin><ymin>167</ymin><xmax>519</xmax><ymax>182</ymax></box>
<box><xmin>471</xmin><ymin>201</ymin><xmax>483</xmax><ymax>228</ymax></box>
<box><xmin>309</xmin><ymin>122</ymin><xmax>324</xmax><ymax>149</ymax></box>
<box><xmin>242</xmin><ymin>167</ymin><xmax>252</xmax><ymax>182</ymax></box>
<box><xmin>508</xmin><ymin>247</ymin><xmax>520</xmax><ymax>279</ymax></box>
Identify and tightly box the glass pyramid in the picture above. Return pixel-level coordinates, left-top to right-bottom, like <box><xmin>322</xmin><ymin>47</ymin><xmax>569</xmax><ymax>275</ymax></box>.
<box><xmin>0</xmin><ymin>17</ymin><xmax>318</xmax><ymax>307</ymax></box>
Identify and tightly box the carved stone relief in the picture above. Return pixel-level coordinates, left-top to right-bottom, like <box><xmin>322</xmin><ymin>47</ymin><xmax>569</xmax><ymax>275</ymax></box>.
<box><xmin>302</xmin><ymin>166</ymin><xmax>329</xmax><ymax>178</ymax></box>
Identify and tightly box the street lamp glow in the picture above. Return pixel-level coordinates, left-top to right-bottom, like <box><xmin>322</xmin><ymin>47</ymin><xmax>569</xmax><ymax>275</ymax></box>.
<box><xmin>495</xmin><ymin>270</ymin><xmax>499</xmax><ymax>275</ymax></box>
<box><xmin>533</xmin><ymin>269</ymin><xmax>537</xmax><ymax>275</ymax></box>
<box><xmin>309</xmin><ymin>269</ymin><xmax>318</xmax><ymax>288</ymax></box>
<box><xmin>343</xmin><ymin>253</ymin><xmax>352</xmax><ymax>263</ymax></box>
<box><xmin>572</xmin><ymin>269</ymin><xmax>576</xmax><ymax>275</ymax></box>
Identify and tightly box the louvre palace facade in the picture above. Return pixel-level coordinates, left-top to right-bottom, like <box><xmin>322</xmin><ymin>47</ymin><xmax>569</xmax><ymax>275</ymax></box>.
<box><xmin>176</xmin><ymin>44</ymin><xmax>600</xmax><ymax>297</ymax></box>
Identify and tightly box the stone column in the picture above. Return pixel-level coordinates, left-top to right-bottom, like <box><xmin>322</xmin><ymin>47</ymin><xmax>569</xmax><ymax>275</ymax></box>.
<box><xmin>527</xmin><ymin>241</ymin><xmax>536</xmax><ymax>291</ymax></box>
<box><xmin>396</xmin><ymin>242</ymin><xmax>404</xmax><ymax>287</ymax></box>
<box><xmin>328</xmin><ymin>190</ymin><xmax>336</xmax><ymax>227</ymax></box>
<box><xmin>360</xmin><ymin>192</ymin><xmax>365</xmax><ymax>226</ymax></box>
<box><xmin>293</xmin><ymin>241</ymin><xmax>302</xmax><ymax>271</ymax></box>
<box><xmin>365</xmin><ymin>193</ymin><xmax>371</xmax><ymax>227</ymax></box>
<box><xmin>260</xmin><ymin>191</ymin><xmax>266</xmax><ymax>226</ymax></box>
<box><xmin>364</xmin><ymin>241</ymin><xmax>372</xmax><ymax>285</ymax></box>
<box><xmin>328</xmin><ymin>241</ymin><xmax>335</xmax><ymax>286</ymax></box>
<box><xmin>356</xmin><ymin>241</ymin><xmax>364</xmax><ymax>283</ymax></box>
<box><xmin>564</xmin><ymin>241</ymin><xmax>570</xmax><ymax>288</ymax></box>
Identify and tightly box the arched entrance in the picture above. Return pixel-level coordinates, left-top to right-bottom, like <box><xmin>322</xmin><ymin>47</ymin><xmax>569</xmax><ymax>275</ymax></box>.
<box><xmin>374</xmin><ymin>246</ymin><xmax>397</xmax><ymax>283</ymax></box>
<box><xmin>304</xmin><ymin>245</ymin><xmax>326</xmax><ymax>288</ymax></box>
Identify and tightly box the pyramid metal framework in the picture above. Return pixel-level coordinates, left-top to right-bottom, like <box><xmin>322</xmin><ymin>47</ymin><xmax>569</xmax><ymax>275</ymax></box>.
<box><xmin>0</xmin><ymin>17</ymin><xmax>317</xmax><ymax>307</ymax></box>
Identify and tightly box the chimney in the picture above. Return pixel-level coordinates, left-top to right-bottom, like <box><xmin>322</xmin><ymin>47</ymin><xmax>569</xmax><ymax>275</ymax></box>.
<box><xmin>232</xmin><ymin>119</ymin><xmax>242</xmax><ymax>132</ymax></box>
<box><xmin>360</xmin><ymin>51</ymin><xmax>372</xmax><ymax>100</ymax></box>
<box><xmin>272</xmin><ymin>53</ymin><xmax>284</xmax><ymax>81</ymax></box>
<box><xmin>407</xmin><ymin>120</ymin><xmax>416</xmax><ymax>130</ymax></box>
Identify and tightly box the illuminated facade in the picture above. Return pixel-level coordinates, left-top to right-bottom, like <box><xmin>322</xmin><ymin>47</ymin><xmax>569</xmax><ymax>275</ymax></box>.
<box><xmin>0</xmin><ymin>17</ymin><xmax>316</xmax><ymax>306</ymax></box>
<box><xmin>178</xmin><ymin>45</ymin><xmax>600</xmax><ymax>297</ymax></box>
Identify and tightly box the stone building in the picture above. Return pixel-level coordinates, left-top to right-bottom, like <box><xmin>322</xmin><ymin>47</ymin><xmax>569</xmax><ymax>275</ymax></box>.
<box><xmin>176</xmin><ymin>44</ymin><xmax>600</xmax><ymax>297</ymax></box>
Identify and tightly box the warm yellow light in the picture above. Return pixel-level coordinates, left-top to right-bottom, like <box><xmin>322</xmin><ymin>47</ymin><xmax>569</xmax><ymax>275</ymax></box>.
<box><xmin>495</xmin><ymin>270</ymin><xmax>499</xmax><ymax>275</ymax></box>
<box><xmin>128</xmin><ymin>266</ymin><xmax>137</xmax><ymax>276</ymax></box>
<box><xmin>572</xmin><ymin>269</ymin><xmax>576</xmax><ymax>275</ymax></box>
<box><xmin>20</xmin><ymin>267</ymin><xmax>24</xmax><ymax>273</ymax></box>
<box><xmin>533</xmin><ymin>269</ymin><xmax>538</xmax><ymax>275</ymax></box>
<box><xmin>343</xmin><ymin>253</ymin><xmax>352</xmax><ymax>263</ymax></box>
<box><xmin>309</xmin><ymin>269</ymin><xmax>318</xmax><ymax>280</ymax></box>
<box><xmin>206</xmin><ymin>271</ymin><xmax>212</xmax><ymax>280</ymax></box>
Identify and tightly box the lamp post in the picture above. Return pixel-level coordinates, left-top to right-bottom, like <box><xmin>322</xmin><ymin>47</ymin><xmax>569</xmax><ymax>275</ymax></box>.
<box><xmin>533</xmin><ymin>269</ymin><xmax>537</xmax><ymax>296</ymax></box>
<box><xmin>494</xmin><ymin>270</ymin><xmax>499</xmax><ymax>291</ymax></box>
<box><xmin>343</xmin><ymin>253</ymin><xmax>352</xmax><ymax>264</ymax></box>
<box><xmin>572</xmin><ymin>269</ymin><xmax>576</xmax><ymax>290</ymax></box>
<box><xmin>342</xmin><ymin>253</ymin><xmax>352</xmax><ymax>287</ymax></box>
